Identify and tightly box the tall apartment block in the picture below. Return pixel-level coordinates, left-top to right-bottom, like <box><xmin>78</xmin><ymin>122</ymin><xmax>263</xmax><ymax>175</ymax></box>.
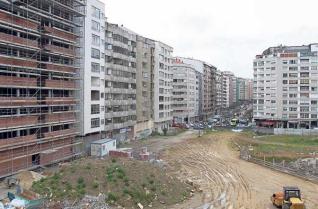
<box><xmin>215</xmin><ymin>70</ymin><xmax>223</xmax><ymax>113</ymax></box>
<box><xmin>104</xmin><ymin>23</ymin><xmax>137</xmax><ymax>141</ymax></box>
<box><xmin>253</xmin><ymin>44</ymin><xmax>318</xmax><ymax>129</ymax></box>
<box><xmin>153</xmin><ymin>42</ymin><xmax>173</xmax><ymax>133</ymax></box>
<box><xmin>202</xmin><ymin>63</ymin><xmax>217</xmax><ymax>119</ymax></box>
<box><xmin>135</xmin><ymin>36</ymin><xmax>155</xmax><ymax>139</ymax></box>
<box><xmin>79</xmin><ymin>0</ymin><xmax>105</xmax><ymax>145</ymax></box>
<box><xmin>0</xmin><ymin>0</ymin><xmax>85</xmax><ymax>177</ymax></box>
<box><xmin>171</xmin><ymin>58</ymin><xmax>196</xmax><ymax>123</ymax></box>
<box><xmin>223</xmin><ymin>71</ymin><xmax>237</xmax><ymax>107</ymax></box>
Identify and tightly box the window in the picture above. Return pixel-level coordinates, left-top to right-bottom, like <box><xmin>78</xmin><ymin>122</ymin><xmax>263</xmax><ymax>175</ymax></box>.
<box><xmin>92</xmin><ymin>6</ymin><xmax>100</xmax><ymax>19</ymax></box>
<box><xmin>91</xmin><ymin>118</ymin><xmax>100</xmax><ymax>128</ymax></box>
<box><xmin>91</xmin><ymin>104</ymin><xmax>100</xmax><ymax>114</ymax></box>
<box><xmin>92</xmin><ymin>20</ymin><xmax>100</xmax><ymax>32</ymax></box>
<box><xmin>91</xmin><ymin>62</ymin><xmax>100</xmax><ymax>73</ymax></box>
<box><xmin>91</xmin><ymin>48</ymin><xmax>100</xmax><ymax>59</ymax></box>
<box><xmin>92</xmin><ymin>34</ymin><xmax>100</xmax><ymax>46</ymax></box>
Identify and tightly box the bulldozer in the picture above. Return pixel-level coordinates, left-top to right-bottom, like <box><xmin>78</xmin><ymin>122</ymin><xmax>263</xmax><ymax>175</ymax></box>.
<box><xmin>271</xmin><ymin>186</ymin><xmax>306</xmax><ymax>209</ymax></box>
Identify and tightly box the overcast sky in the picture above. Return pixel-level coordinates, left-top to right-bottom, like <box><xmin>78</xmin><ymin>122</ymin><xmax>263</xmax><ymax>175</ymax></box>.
<box><xmin>102</xmin><ymin>0</ymin><xmax>318</xmax><ymax>78</ymax></box>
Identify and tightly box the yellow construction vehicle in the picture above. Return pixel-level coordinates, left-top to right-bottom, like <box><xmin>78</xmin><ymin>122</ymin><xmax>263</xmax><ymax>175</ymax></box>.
<box><xmin>271</xmin><ymin>186</ymin><xmax>306</xmax><ymax>209</ymax></box>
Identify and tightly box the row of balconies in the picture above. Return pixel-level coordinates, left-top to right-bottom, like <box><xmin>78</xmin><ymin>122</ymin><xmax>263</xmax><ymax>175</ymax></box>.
<box><xmin>0</xmin><ymin>33</ymin><xmax>39</xmax><ymax>49</ymax></box>
<box><xmin>44</xmin><ymin>26</ymin><xmax>77</xmax><ymax>42</ymax></box>
<box><xmin>104</xmin><ymin>75</ymin><xmax>136</xmax><ymax>83</ymax></box>
<box><xmin>113</xmin><ymin>120</ymin><xmax>136</xmax><ymax>130</ymax></box>
<box><xmin>105</xmin><ymin>110</ymin><xmax>137</xmax><ymax>118</ymax></box>
<box><xmin>44</xmin><ymin>44</ymin><xmax>76</xmax><ymax>57</ymax></box>
<box><xmin>0</xmin><ymin>11</ymin><xmax>38</xmax><ymax>31</ymax></box>
<box><xmin>0</xmin><ymin>75</ymin><xmax>76</xmax><ymax>89</ymax></box>
<box><xmin>0</xmin><ymin>56</ymin><xmax>77</xmax><ymax>74</ymax></box>
<box><xmin>0</xmin><ymin>128</ymin><xmax>77</xmax><ymax>149</ymax></box>
<box><xmin>0</xmin><ymin>112</ymin><xmax>76</xmax><ymax>129</ymax></box>
<box><xmin>105</xmin><ymin>99</ymin><xmax>136</xmax><ymax>106</ymax></box>
<box><xmin>0</xmin><ymin>97</ymin><xmax>76</xmax><ymax>107</ymax></box>
<box><xmin>0</xmin><ymin>11</ymin><xmax>78</xmax><ymax>43</ymax></box>
<box><xmin>105</xmin><ymin>88</ymin><xmax>136</xmax><ymax>94</ymax></box>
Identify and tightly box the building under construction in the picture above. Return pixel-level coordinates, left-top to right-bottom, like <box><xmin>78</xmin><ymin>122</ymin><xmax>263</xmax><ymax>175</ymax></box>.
<box><xmin>0</xmin><ymin>0</ymin><xmax>85</xmax><ymax>178</ymax></box>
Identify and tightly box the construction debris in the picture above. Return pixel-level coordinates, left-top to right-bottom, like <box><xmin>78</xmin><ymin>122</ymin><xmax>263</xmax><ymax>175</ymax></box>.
<box><xmin>15</xmin><ymin>171</ymin><xmax>44</xmax><ymax>190</ymax></box>
<box><xmin>63</xmin><ymin>194</ymin><xmax>109</xmax><ymax>209</ymax></box>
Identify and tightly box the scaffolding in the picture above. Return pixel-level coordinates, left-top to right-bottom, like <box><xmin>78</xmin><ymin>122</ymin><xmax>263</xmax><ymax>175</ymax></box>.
<box><xmin>0</xmin><ymin>0</ymin><xmax>85</xmax><ymax>178</ymax></box>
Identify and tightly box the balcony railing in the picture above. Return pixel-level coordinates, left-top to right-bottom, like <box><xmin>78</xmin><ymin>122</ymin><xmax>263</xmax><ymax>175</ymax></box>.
<box><xmin>0</xmin><ymin>116</ymin><xmax>38</xmax><ymax>129</ymax></box>
<box><xmin>0</xmin><ymin>113</ymin><xmax>76</xmax><ymax>129</ymax></box>
<box><xmin>0</xmin><ymin>33</ymin><xmax>39</xmax><ymax>48</ymax></box>
<box><xmin>0</xmin><ymin>76</ymin><xmax>37</xmax><ymax>87</ymax></box>
<box><xmin>0</xmin><ymin>11</ymin><xmax>38</xmax><ymax>31</ymax></box>
<box><xmin>44</xmin><ymin>44</ymin><xmax>76</xmax><ymax>57</ymax></box>
<box><xmin>44</xmin><ymin>26</ymin><xmax>77</xmax><ymax>42</ymax></box>
<box><xmin>0</xmin><ymin>97</ymin><xmax>37</xmax><ymax>107</ymax></box>
<box><xmin>45</xmin><ymin>80</ymin><xmax>76</xmax><ymax>89</ymax></box>
<box><xmin>0</xmin><ymin>56</ymin><xmax>38</xmax><ymax>68</ymax></box>
<box><xmin>42</xmin><ymin>63</ymin><xmax>77</xmax><ymax>73</ymax></box>
<box><xmin>45</xmin><ymin>97</ymin><xmax>76</xmax><ymax>105</ymax></box>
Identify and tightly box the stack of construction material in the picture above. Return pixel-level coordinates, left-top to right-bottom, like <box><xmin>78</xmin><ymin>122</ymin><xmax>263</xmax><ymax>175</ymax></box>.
<box><xmin>109</xmin><ymin>148</ymin><xmax>133</xmax><ymax>158</ymax></box>
<box><xmin>139</xmin><ymin>147</ymin><xmax>150</xmax><ymax>161</ymax></box>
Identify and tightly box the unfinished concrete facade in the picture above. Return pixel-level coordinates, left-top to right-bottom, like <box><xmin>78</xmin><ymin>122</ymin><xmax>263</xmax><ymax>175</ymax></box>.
<box><xmin>135</xmin><ymin>36</ymin><xmax>155</xmax><ymax>139</ymax></box>
<box><xmin>0</xmin><ymin>0</ymin><xmax>85</xmax><ymax>177</ymax></box>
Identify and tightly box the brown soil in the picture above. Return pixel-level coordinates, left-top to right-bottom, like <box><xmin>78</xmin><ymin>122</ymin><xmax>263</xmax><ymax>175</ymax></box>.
<box><xmin>160</xmin><ymin>131</ymin><xmax>318</xmax><ymax>209</ymax></box>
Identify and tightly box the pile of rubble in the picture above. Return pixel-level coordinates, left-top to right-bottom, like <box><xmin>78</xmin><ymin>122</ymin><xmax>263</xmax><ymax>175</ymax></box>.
<box><xmin>61</xmin><ymin>194</ymin><xmax>109</xmax><ymax>209</ymax></box>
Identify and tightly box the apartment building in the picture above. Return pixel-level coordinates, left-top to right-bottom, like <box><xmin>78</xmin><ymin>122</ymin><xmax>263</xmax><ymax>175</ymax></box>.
<box><xmin>80</xmin><ymin>0</ymin><xmax>105</xmax><ymax>142</ymax></box>
<box><xmin>215</xmin><ymin>70</ymin><xmax>223</xmax><ymax>113</ymax></box>
<box><xmin>253</xmin><ymin>44</ymin><xmax>318</xmax><ymax>129</ymax></box>
<box><xmin>0</xmin><ymin>0</ymin><xmax>85</xmax><ymax>177</ymax></box>
<box><xmin>246</xmin><ymin>79</ymin><xmax>253</xmax><ymax>101</ymax></box>
<box><xmin>104</xmin><ymin>23</ymin><xmax>137</xmax><ymax>141</ymax></box>
<box><xmin>223</xmin><ymin>71</ymin><xmax>237</xmax><ymax>107</ymax></box>
<box><xmin>202</xmin><ymin>63</ymin><xmax>217</xmax><ymax>120</ymax></box>
<box><xmin>135</xmin><ymin>36</ymin><xmax>155</xmax><ymax>139</ymax></box>
<box><xmin>177</xmin><ymin>57</ymin><xmax>218</xmax><ymax>120</ymax></box>
<box><xmin>152</xmin><ymin>42</ymin><xmax>173</xmax><ymax>133</ymax></box>
<box><xmin>171</xmin><ymin>58</ymin><xmax>196</xmax><ymax>123</ymax></box>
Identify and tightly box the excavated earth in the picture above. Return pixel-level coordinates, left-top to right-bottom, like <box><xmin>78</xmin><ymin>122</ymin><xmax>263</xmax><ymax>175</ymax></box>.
<box><xmin>161</xmin><ymin>132</ymin><xmax>318</xmax><ymax>209</ymax></box>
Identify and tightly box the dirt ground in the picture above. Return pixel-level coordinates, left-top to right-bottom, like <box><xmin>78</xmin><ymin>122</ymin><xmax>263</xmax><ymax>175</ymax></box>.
<box><xmin>131</xmin><ymin>130</ymin><xmax>318</xmax><ymax>209</ymax></box>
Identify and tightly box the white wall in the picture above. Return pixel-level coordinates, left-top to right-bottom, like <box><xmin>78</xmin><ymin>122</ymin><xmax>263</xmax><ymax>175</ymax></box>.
<box><xmin>80</xmin><ymin>0</ymin><xmax>106</xmax><ymax>136</ymax></box>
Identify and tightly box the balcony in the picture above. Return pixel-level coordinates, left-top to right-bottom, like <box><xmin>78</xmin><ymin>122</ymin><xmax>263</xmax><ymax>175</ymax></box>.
<box><xmin>44</xmin><ymin>26</ymin><xmax>77</xmax><ymax>42</ymax></box>
<box><xmin>0</xmin><ymin>112</ymin><xmax>76</xmax><ymax>129</ymax></box>
<box><xmin>45</xmin><ymin>97</ymin><xmax>77</xmax><ymax>105</ymax></box>
<box><xmin>0</xmin><ymin>97</ymin><xmax>37</xmax><ymax>107</ymax></box>
<box><xmin>0</xmin><ymin>56</ymin><xmax>38</xmax><ymax>68</ymax></box>
<box><xmin>45</xmin><ymin>79</ymin><xmax>76</xmax><ymax>89</ymax></box>
<box><xmin>43</xmin><ymin>128</ymin><xmax>77</xmax><ymax>139</ymax></box>
<box><xmin>42</xmin><ymin>63</ymin><xmax>77</xmax><ymax>73</ymax></box>
<box><xmin>0</xmin><ymin>33</ymin><xmax>39</xmax><ymax>49</ymax></box>
<box><xmin>0</xmin><ymin>129</ymin><xmax>77</xmax><ymax>149</ymax></box>
<box><xmin>0</xmin><ymin>11</ymin><xmax>38</xmax><ymax>31</ymax></box>
<box><xmin>45</xmin><ymin>112</ymin><xmax>76</xmax><ymax>123</ymax></box>
<box><xmin>0</xmin><ymin>134</ymin><xmax>36</xmax><ymax>149</ymax></box>
<box><xmin>0</xmin><ymin>115</ymin><xmax>38</xmax><ymax>129</ymax></box>
<box><xmin>0</xmin><ymin>76</ymin><xmax>37</xmax><ymax>88</ymax></box>
<box><xmin>44</xmin><ymin>44</ymin><xmax>76</xmax><ymax>57</ymax></box>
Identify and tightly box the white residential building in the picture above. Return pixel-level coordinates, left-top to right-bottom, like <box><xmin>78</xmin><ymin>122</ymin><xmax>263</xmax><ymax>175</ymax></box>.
<box><xmin>253</xmin><ymin>44</ymin><xmax>318</xmax><ymax>129</ymax></box>
<box><xmin>80</xmin><ymin>0</ymin><xmax>106</xmax><ymax>137</ymax></box>
<box><xmin>171</xmin><ymin>58</ymin><xmax>197</xmax><ymax>123</ymax></box>
<box><xmin>153</xmin><ymin>42</ymin><xmax>173</xmax><ymax>133</ymax></box>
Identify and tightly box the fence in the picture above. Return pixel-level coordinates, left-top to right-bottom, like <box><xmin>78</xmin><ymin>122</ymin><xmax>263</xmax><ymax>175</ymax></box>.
<box><xmin>274</xmin><ymin>128</ymin><xmax>318</xmax><ymax>136</ymax></box>
<box><xmin>240</xmin><ymin>146</ymin><xmax>318</xmax><ymax>183</ymax></box>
